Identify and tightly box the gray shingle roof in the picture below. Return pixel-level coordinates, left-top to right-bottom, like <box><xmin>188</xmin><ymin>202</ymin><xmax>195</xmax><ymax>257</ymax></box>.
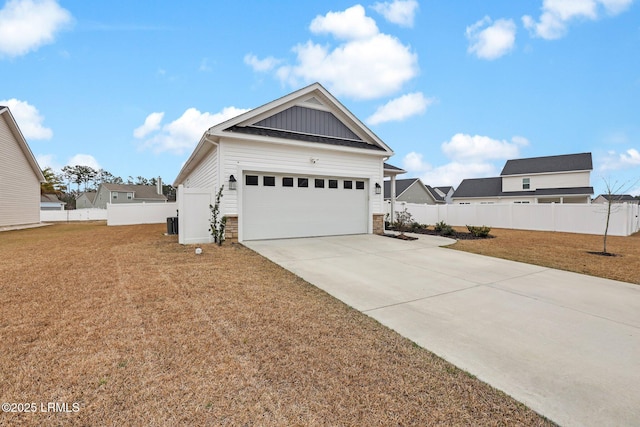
<box><xmin>101</xmin><ymin>184</ymin><xmax>167</xmax><ymax>200</ymax></box>
<box><xmin>383</xmin><ymin>178</ymin><xmax>418</xmax><ymax>199</ymax></box>
<box><xmin>596</xmin><ymin>194</ymin><xmax>639</xmax><ymax>202</ymax></box>
<box><xmin>453</xmin><ymin>177</ymin><xmax>503</xmax><ymax>198</ymax></box>
<box><xmin>501</xmin><ymin>152</ymin><xmax>592</xmax><ymax>176</ymax></box>
<box><xmin>225</xmin><ymin>125</ymin><xmax>385</xmax><ymax>151</ymax></box>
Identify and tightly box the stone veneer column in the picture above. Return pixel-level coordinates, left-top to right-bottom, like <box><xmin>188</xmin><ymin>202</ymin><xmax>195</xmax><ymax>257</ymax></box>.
<box><xmin>372</xmin><ymin>214</ymin><xmax>384</xmax><ymax>235</ymax></box>
<box><xmin>225</xmin><ymin>215</ymin><xmax>238</xmax><ymax>242</ymax></box>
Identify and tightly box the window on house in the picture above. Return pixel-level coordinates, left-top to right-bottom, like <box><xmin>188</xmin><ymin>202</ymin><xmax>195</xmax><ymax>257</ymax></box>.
<box><xmin>112</xmin><ymin>192</ymin><xmax>118</xmax><ymax>199</ymax></box>
<box><xmin>298</xmin><ymin>178</ymin><xmax>308</xmax><ymax>188</ymax></box>
<box><xmin>282</xmin><ymin>177</ymin><xmax>294</xmax><ymax>187</ymax></box>
<box><xmin>343</xmin><ymin>180</ymin><xmax>353</xmax><ymax>189</ymax></box>
<box><xmin>263</xmin><ymin>176</ymin><xmax>275</xmax><ymax>187</ymax></box>
<box><xmin>523</xmin><ymin>178</ymin><xmax>530</xmax><ymax>190</ymax></box>
<box><xmin>127</xmin><ymin>192</ymin><xmax>133</xmax><ymax>200</ymax></box>
<box><xmin>315</xmin><ymin>179</ymin><xmax>325</xmax><ymax>188</ymax></box>
<box><xmin>328</xmin><ymin>179</ymin><xmax>338</xmax><ymax>189</ymax></box>
<box><xmin>355</xmin><ymin>181</ymin><xmax>365</xmax><ymax>190</ymax></box>
<box><xmin>246</xmin><ymin>175</ymin><xmax>258</xmax><ymax>186</ymax></box>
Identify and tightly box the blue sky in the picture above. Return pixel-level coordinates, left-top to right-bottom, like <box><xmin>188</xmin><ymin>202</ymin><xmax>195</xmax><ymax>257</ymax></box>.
<box><xmin>1</xmin><ymin>0</ymin><xmax>639</xmax><ymax>195</ymax></box>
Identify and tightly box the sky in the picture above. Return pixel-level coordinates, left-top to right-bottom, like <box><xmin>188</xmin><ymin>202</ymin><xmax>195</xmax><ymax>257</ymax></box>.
<box><xmin>1</xmin><ymin>0</ymin><xmax>639</xmax><ymax>195</ymax></box>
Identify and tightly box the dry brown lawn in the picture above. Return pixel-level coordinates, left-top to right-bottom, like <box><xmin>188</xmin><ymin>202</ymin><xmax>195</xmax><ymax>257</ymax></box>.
<box><xmin>0</xmin><ymin>222</ymin><xmax>552</xmax><ymax>426</ymax></box>
<box><xmin>449</xmin><ymin>227</ymin><xmax>640</xmax><ymax>285</ymax></box>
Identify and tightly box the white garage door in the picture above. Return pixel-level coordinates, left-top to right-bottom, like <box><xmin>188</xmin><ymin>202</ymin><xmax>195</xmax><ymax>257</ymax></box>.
<box><xmin>242</xmin><ymin>173</ymin><xmax>368</xmax><ymax>240</ymax></box>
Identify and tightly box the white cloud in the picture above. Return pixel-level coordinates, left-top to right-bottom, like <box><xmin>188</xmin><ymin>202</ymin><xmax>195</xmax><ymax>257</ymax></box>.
<box><xmin>251</xmin><ymin>5</ymin><xmax>418</xmax><ymax>100</ymax></box>
<box><xmin>401</xmin><ymin>152</ymin><xmax>499</xmax><ymax>187</ymax></box>
<box><xmin>244</xmin><ymin>54</ymin><xmax>281</xmax><ymax>72</ymax></box>
<box><xmin>401</xmin><ymin>134</ymin><xmax>529</xmax><ymax>187</ymax></box>
<box><xmin>0</xmin><ymin>98</ymin><xmax>53</xmax><ymax>139</ymax></box>
<box><xmin>310</xmin><ymin>5</ymin><xmax>378</xmax><ymax>40</ymax></box>
<box><xmin>133</xmin><ymin>112</ymin><xmax>164</xmax><ymax>138</ymax></box>
<box><xmin>523</xmin><ymin>0</ymin><xmax>634</xmax><ymax>40</ymax></box>
<box><xmin>36</xmin><ymin>153</ymin><xmax>60</xmax><ymax>171</ymax></box>
<box><xmin>135</xmin><ymin>106</ymin><xmax>250</xmax><ymax>155</ymax></box>
<box><xmin>442</xmin><ymin>133</ymin><xmax>529</xmax><ymax>162</ymax></box>
<box><xmin>0</xmin><ymin>0</ymin><xmax>72</xmax><ymax>58</ymax></box>
<box><xmin>600</xmin><ymin>148</ymin><xmax>640</xmax><ymax>171</ymax></box>
<box><xmin>277</xmin><ymin>33</ymin><xmax>418</xmax><ymax>100</ymax></box>
<box><xmin>366</xmin><ymin>92</ymin><xmax>433</xmax><ymax>125</ymax></box>
<box><xmin>372</xmin><ymin>0</ymin><xmax>419</xmax><ymax>27</ymax></box>
<box><xmin>67</xmin><ymin>154</ymin><xmax>100</xmax><ymax>170</ymax></box>
<box><xmin>466</xmin><ymin>16</ymin><xmax>517</xmax><ymax>60</ymax></box>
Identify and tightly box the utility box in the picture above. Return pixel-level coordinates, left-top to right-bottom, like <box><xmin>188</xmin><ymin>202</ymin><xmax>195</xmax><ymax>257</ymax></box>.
<box><xmin>166</xmin><ymin>217</ymin><xmax>178</xmax><ymax>235</ymax></box>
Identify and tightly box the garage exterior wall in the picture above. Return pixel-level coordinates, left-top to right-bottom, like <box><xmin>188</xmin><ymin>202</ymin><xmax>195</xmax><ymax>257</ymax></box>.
<box><xmin>220</xmin><ymin>138</ymin><xmax>384</xmax><ymax>211</ymax></box>
<box><xmin>0</xmin><ymin>113</ymin><xmax>41</xmax><ymax>227</ymax></box>
<box><xmin>182</xmin><ymin>144</ymin><xmax>219</xmax><ymax>190</ymax></box>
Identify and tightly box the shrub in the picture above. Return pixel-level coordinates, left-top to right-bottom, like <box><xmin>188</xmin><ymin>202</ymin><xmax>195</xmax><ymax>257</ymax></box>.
<box><xmin>434</xmin><ymin>220</ymin><xmax>454</xmax><ymax>236</ymax></box>
<box><xmin>395</xmin><ymin>208</ymin><xmax>414</xmax><ymax>235</ymax></box>
<box><xmin>410</xmin><ymin>221</ymin><xmax>427</xmax><ymax>232</ymax></box>
<box><xmin>466</xmin><ymin>225</ymin><xmax>491</xmax><ymax>238</ymax></box>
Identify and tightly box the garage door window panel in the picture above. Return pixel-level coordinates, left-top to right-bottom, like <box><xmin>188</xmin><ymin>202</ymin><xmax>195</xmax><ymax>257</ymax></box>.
<box><xmin>356</xmin><ymin>181</ymin><xmax>365</xmax><ymax>190</ymax></box>
<box><xmin>298</xmin><ymin>178</ymin><xmax>308</xmax><ymax>188</ymax></box>
<box><xmin>264</xmin><ymin>176</ymin><xmax>275</xmax><ymax>187</ymax></box>
<box><xmin>344</xmin><ymin>180</ymin><xmax>352</xmax><ymax>189</ymax></box>
<box><xmin>282</xmin><ymin>177</ymin><xmax>294</xmax><ymax>187</ymax></box>
<box><xmin>246</xmin><ymin>175</ymin><xmax>259</xmax><ymax>186</ymax></box>
<box><xmin>315</xmin><ymin>179</ymin><xmax>324</xmax><ymax>188</ymax></box>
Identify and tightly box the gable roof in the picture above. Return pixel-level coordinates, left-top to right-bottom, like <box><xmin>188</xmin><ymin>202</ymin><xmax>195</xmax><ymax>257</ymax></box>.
<box><xmin>383</xmin><ymin>178</ymin><xmax>442</xmax><ymax>203</ymax></box>
<box><xmin>425</xmin><ymin>185</ymin><xmax>445</xmax><ymax>202</ymax></box>
<box><xmin>0</xmin><ymin>106</ymin><xmax>46</xmax><ymax>183</ymax></box>
<box><xmin>101</xmin><ymin>184</ymin><xmax>167</xmax><ymax>200</ymax></box>
<box><xmin>41</xmin><ymin>193</ymin><xmax>65</xmax><ymax>204</ymax></box>
<box><xmin>501</xmin><ymin>152</ymin><xmax>592</xmax><ymax>176</ymax></box>
<box><xmin>435</xmin><ymin>186</ymin><xmax>454</xmax><ymax>195</ymax></box>
<box><xmin>77</xmin><ymin>191</ymin><xmax>97</xmax><ymax>203</ymax></box>
<box><xmin>175</xmin><ymin>83</ymin><xmax>393</xmax><ymax>186</ymax></box>
<box><xmin>596</xmin><ymin>194</ymin><xmax>639</xmax><ymax>203</ymax></box>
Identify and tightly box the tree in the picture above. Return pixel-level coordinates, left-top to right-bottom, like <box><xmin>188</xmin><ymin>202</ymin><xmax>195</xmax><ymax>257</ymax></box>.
<box><xmin>62</xmin><ymin>165</ymin><xmax>97</xmax><ymax>192</ymax></box>
<box><xmin>40</xmin><ymin>167</ymin><xmax>66</xmax><ymax>194</ymax></box>
<box><xmin>599</xmin><ymin>177</ymin><xmax>640</xmax><ymax>254</ymax></box>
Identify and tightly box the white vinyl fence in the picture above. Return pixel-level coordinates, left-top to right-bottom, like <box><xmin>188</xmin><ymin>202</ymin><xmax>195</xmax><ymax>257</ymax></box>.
<box><xmin>41</xmin><ymin>208</ymin><xmax>108</xmax><ymax>222</ymax></box>
<box><xmin>385</xmin><ymin>202</ymin><xmax>640</xmax><ymax>237</ymax></box>
<box><xmin>107</xmin><ymin>202</ymin><xmax>178</xmax><ymax>226</ymax></box>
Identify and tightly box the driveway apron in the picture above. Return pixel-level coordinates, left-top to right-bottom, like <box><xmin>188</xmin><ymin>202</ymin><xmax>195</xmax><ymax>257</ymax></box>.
<box><xmin>245</xmin><ymin>234</ymin><xmax>640</xmax><ymax>427</ymax></box>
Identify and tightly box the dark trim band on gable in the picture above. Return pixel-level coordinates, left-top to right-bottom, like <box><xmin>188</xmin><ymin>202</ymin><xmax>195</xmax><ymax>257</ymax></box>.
<box><xmin>224</xmin><ymin>125</ymin><xmax>385</xmax><ymax>151</ymax></box>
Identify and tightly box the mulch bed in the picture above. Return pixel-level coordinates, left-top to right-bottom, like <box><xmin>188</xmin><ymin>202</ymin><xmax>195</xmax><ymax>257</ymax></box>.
<box><xmin>387</xmin><ymin>227</ymin><xmax>495</xmax><ymax>240</ymax></box>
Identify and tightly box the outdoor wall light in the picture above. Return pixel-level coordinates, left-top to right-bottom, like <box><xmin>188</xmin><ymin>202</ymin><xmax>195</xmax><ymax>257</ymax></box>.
<box><xmin>375</xmin><ymin>182</ymin><xmax>381</xmax><ymax>195</ymax></box>
<box><xmin>229</xmin><ymin>175</ymin><xmax>237</xmax><ymax>190</ymax></box>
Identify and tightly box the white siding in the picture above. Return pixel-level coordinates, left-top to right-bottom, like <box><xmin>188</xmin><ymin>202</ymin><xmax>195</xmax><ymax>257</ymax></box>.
<box><xmin>183</xmin><ymin>144</ymin><xmax>218</xmax><ymax>189</ymax></box>
<box><xmin>0</xmin><ymin>114</ymin><xmax>41</xmax><ymax>227</ymax></box>
<box><xmin>502</xmin><ymin>171</ymin><xmax>590</xmax><ymax>192</ymax></box>
<box><xmin>219</xmin><ymin>138</ymin><xmax>385</xmax><ymax>216</ymax></box>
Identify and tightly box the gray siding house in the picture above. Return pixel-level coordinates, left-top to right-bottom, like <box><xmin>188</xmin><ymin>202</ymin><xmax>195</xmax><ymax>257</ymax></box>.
<box><xmin>384</xmin><ymin>178</ymin><xmax>443</xmax><ymax>205</ymax></box>
<box><xmin>0</xmin><ymin>106</ymin><xmax>45</xmax><ymax>227</ymax></box>
<box><xmin>81</xmin><ymin>182</ymin><xmax>167</xmax><ymax>209</ymax></box>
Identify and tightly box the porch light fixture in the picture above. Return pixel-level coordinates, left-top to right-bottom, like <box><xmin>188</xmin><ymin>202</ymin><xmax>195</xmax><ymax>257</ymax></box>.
<box><xmin>229</xmin><ymin>175</ymin><xmax>237</xmax><ymax>190</ymax></box>
<box><xmin>375</xmin><ymin>182</ymin><xmax>381</xmax><ymax>195</ymax></box>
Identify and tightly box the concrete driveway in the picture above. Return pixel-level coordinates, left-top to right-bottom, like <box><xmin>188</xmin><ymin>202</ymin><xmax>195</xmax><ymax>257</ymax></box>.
<box><xmin>244</xmin><ymin>234</ymin><xmax>640</xmax><ymax>427</ymax></box>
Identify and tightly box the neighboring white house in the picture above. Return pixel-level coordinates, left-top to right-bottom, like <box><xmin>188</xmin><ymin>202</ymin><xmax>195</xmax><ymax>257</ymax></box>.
<box><xmin>383</xmin><ymin>178</ymin><xmax>444</xmax><ymax>205</ymax></box>
<box><xmin>0</xmin><ymin>106</ymin><xmax>45</xmax><ymax>227</ymax></box>
<box><xmin>452</xmin><ymin>153</ymin><xmax>594</xmax><ymax>204</ymax></box>
<box><xmin>77</xmin><ymin>181</ymin><xmax>167</xmax><ymax>209</ymax></box>
<box><xmin>173</xmin><ymin>82</ymin><xmax>395</xmax><ymax>244</ymax></box>
<box><xmin>40</xmin><ymin>194</ymin><xmax>66</xmax><ymax>211</ymax></box>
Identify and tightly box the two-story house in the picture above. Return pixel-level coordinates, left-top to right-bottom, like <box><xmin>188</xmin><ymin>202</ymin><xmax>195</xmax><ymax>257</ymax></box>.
<box><xmin>77</xmin><ymin>181</ymin><xmax>167</xmax><ymax>209</ymax></box>
<box><xmin>452</xmin><ymin>153</ymin><xmax>594</xmax><ymax>204</ymax></box>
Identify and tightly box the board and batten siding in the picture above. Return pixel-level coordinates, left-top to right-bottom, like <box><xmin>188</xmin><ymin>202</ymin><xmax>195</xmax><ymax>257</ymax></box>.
<box><xmin>219</xmin><ymin>138</ymin><xmax>385</xmax><ymax>215</ymax></box>
<box><xmin>0</xmin><ymin>114</ymin><xmax>41</xmax><ymax>226</ymax></box>
<box><xmin>182</xmin><ymin>144</ymin><xmax>219</xmax><ymax>190</ymax></box>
